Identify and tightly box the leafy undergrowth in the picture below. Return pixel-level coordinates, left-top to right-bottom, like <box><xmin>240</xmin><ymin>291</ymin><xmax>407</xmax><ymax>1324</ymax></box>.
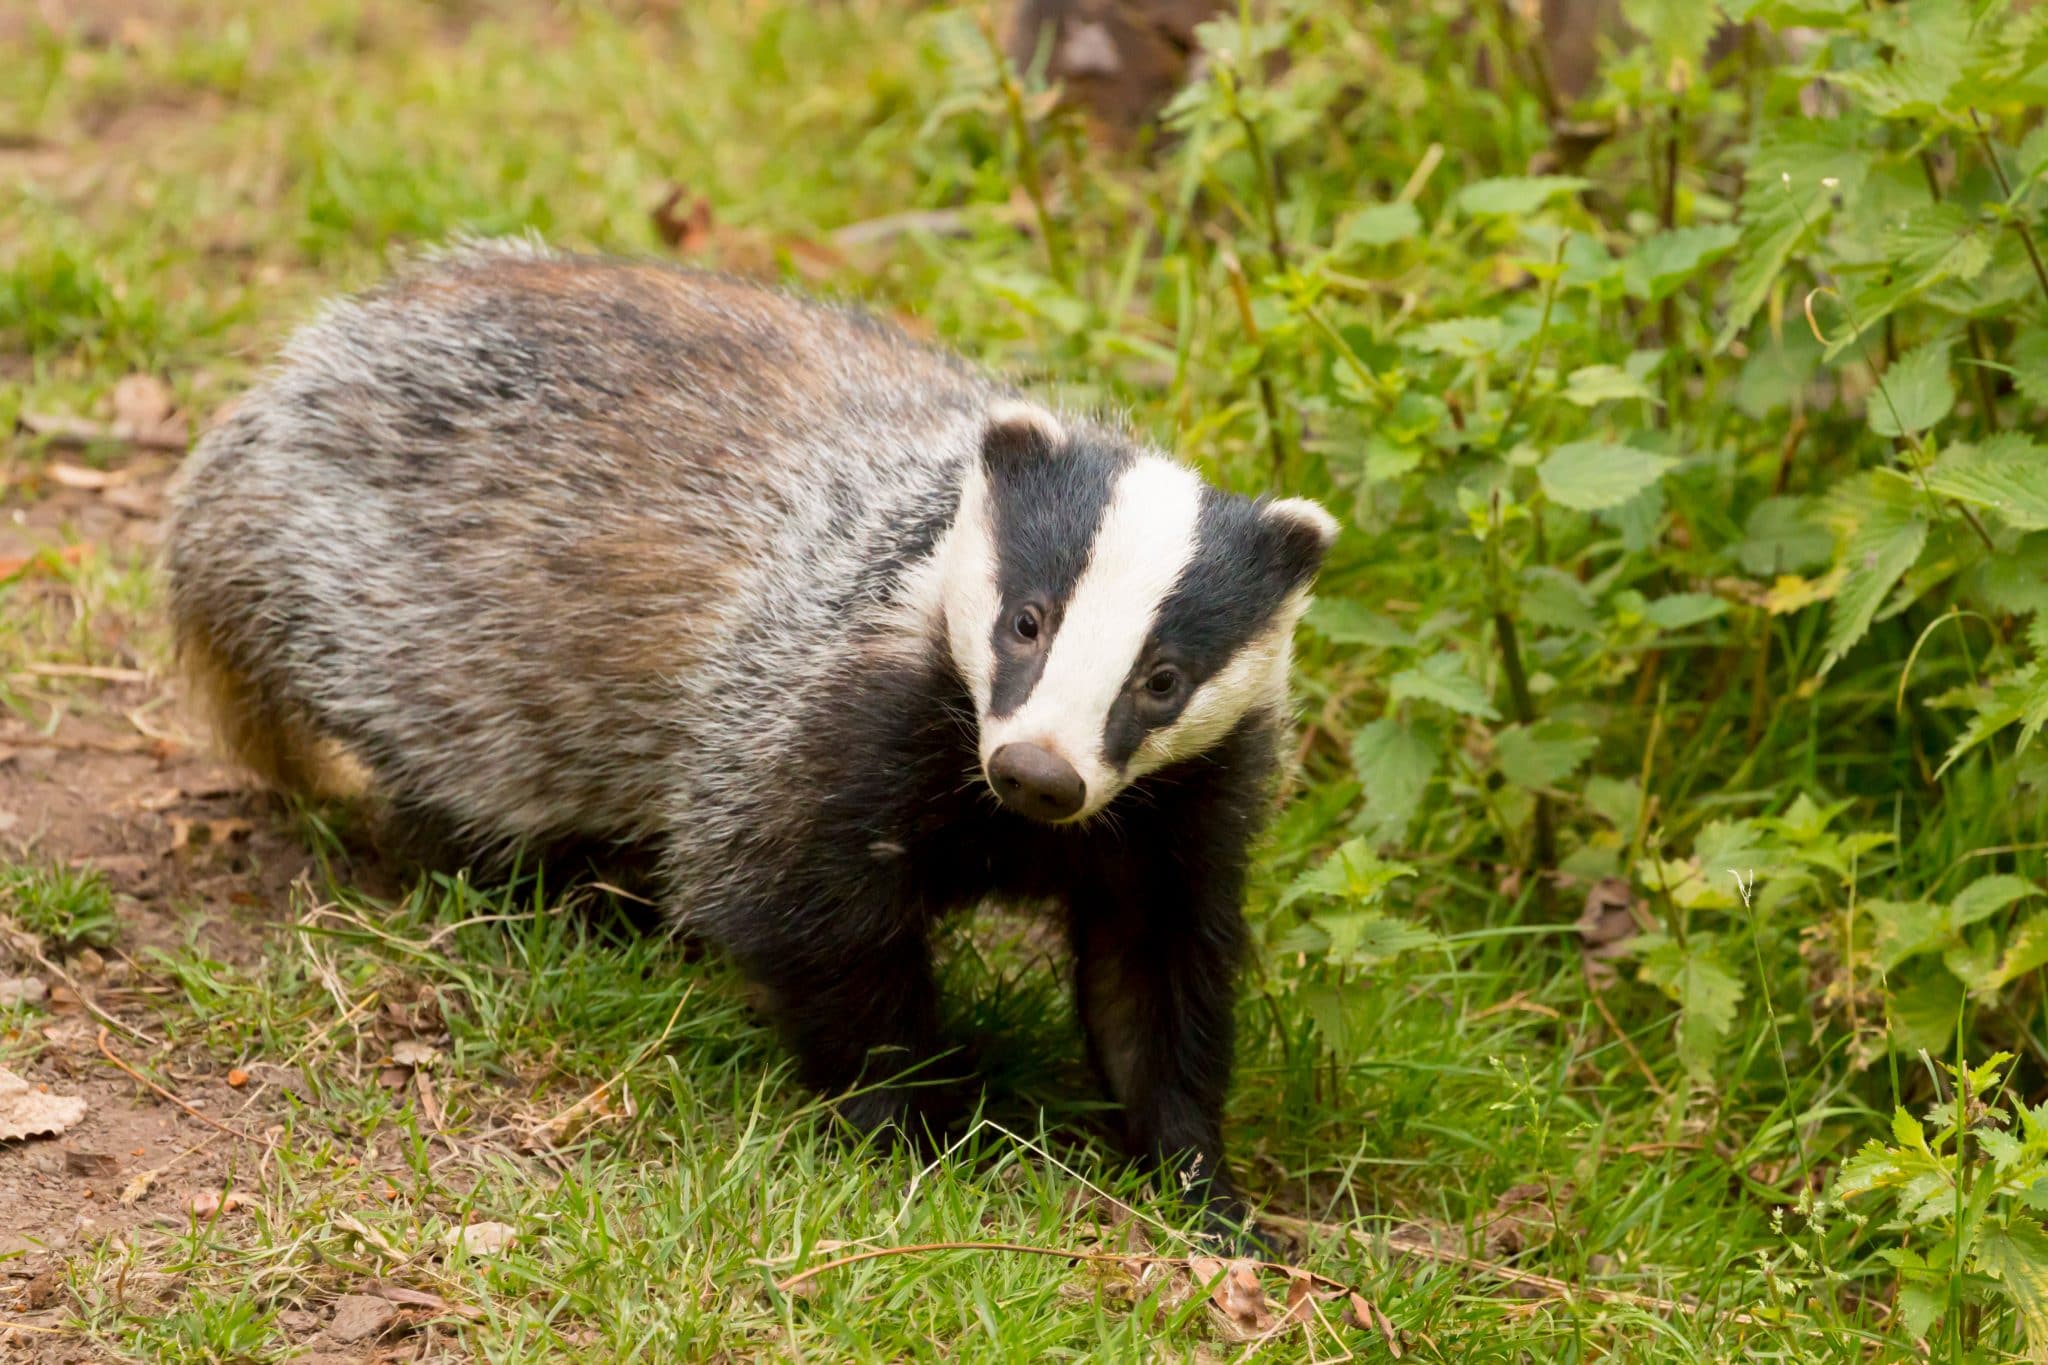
<box><xmin>6</xmin><ymin>0</ymin><xmax>2048</xmax><ymax>1359</ymax></box>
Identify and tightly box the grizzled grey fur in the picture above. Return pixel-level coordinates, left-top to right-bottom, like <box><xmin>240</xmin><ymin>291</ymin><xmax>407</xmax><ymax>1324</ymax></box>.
<box><xmin>165</xmin><ymin>241</ymin><xmax>1335</xmax><ymax>1241</ymax></box>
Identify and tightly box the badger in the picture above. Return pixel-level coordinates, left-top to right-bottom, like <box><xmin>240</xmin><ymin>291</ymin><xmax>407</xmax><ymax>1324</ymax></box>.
<box><xmin>163</xmin><ymin>240</ymin><xmax>1336</xmax><ymax>1236</ymax></box>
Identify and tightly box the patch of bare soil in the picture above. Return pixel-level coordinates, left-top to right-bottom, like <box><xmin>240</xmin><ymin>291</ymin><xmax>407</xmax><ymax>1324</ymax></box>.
<box><xmin>0</xmin><ymin>451</ymin><xmax>324</xmax><ymax>1359</ymax></box>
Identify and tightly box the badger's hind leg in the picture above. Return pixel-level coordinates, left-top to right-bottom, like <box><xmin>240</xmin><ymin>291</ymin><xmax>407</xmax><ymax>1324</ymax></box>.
<box><xmin>173</xmin><ymin>620</ymin><xmax>365</xmax><ymax>803</ymax></box>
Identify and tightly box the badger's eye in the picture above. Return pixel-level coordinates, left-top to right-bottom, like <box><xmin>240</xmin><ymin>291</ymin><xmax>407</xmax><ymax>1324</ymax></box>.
<box><xmin>1012</xmin><ymin>606</ymin><xmax>1042</xmax><ymax>642</ymax></box>
<box><xmin>1144</xmin><ymin>667</ymin><xmax>1182</xmax><ymax>699</ymax></box>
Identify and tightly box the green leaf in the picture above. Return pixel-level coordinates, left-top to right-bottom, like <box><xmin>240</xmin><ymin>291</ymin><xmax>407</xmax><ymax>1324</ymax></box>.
<box><xmin>1822</xmin><ymin>476</ymin><xmax>1930</xmax><ymax>672</ymax></box>
<box><xmin>1642</xmin><ymin>593</ymin><xmax>1729</xmax><ymax>631</ymax></box>
<box><xmin>1454</xmin><ymin>176</ymin><xmax>1588</xmax><ymax>217</ymax></box>
<box><xmin>1304</xmin><ymin>598</ymin><xmax>1416</xmax><ymax>649</ymax></box>
<box><xmin>1952</xmin><ymin>874</ymin><xmax>2040</xmax><ymax>929</ymax></box>
<box><xmin>1298</xmin><ymin>980</ymin><xmax>1353</xmax><ymax>1059</ymax></box>
<box><xmin>1926</xmin><ymin>436</ymin><xmax>2048</xmax><ymax>531</ymax></box>
<box><xmin>1387</xmin><ymin>652</ymin><xmax>1500</xmax><ymax>720</ymax></box>
<box><xmin>1830</xmin><ymin>208</ymin><xmax>1992</xmax><ymax>361</ymax></box>
<box><xmin>1868</xmin><ymin>339</ymin><xmax>1955</xmax><ymax>438</ymax></box>
<box><xmin>1349</xmin><ymin>718</ymin><xmax>1440</xmax><ymax>843</ymax></box>
<box><xmin>1718</xmin><ymin>122</ymin><xmax>1868</xmax><ymax>350</ymax></box>
<box><xmin>1337</xmin><ymin>201</ymin><xmax>1422</xmax><ymax>250</ymax></box>
<box><xmin>1637</xmin><ymin>932</ymin><xmax>1745</xmax><ymax>1080</ymax></box>
<box><xmin>1584</xmin><ymin>776</ymin><xmax>1643</xmax><ymax>833</ymax></box>
<box><xmin>1944</xmin><ymin>929</ymin><xmax>1998</xmax><ymax>993</ymax></box>
<box><xmin>1888</xmin><ymin>966</ymin><xmax>1964</xmax><ymax>1055</ymax></box>
<box><xmin>1495</xmin><ymin>720</ymin><xmax>1597</xmax><ymax>789</ymax></box>
<box><xmin>1621</xmin><ymin>0</ymin><xmax>1723</xmax><ymax>65</ymax></box>
<box><xmin>2012</xmin><ymin>324</ymin><xmax>2048</xmax><ymax>407</ymax></box>
<box><xmin>1993</xmin><ymin>912</ymin><xmax>2048</xmax><ymax>992</ymax></box>
<box><xmin>1622</xmin><ymin>224</ymin><xmax>1741</xmax><ymax>302</ymax></box>
<box><xmin>1322</xmin><ymin>910</ymin><xmax>1438</xmax><ymax>966</ymax></box>
<box><xmin>1938</xmin><ymin>664</ymin><xmax>2048</xmax><ymax>776</ymax></box>
<box><xmin>1537</xmin><ymin>441</ymin><xmax>1679</xmax><ymax>512</ymax></box>
<box><xmin>1276</xmin><ymin>836</ymin><xmax>1416</xmax><ymax>912</ymax></box>
<box><xmin>1898</xmin><ymin>1282</ymin><xmax>1944</xmax><ymax>1341</ymax></box>
<box><xmin>1830</xmin><ymin>0</ymin><xmax>1969</xmax><ymax>120</ymax></box>
<box><xmin>1975</xmin><ymin>1216</ymin><xmax>2048</xmax><ymax>1349</ymax></box>
<box><xmin>1408</xmin><ymin>316</ymin><xmax>1506</xmax><ymax>359</ymax></box>
<box><xmin>1868</xmin><ymin>898</ymin><xmax>1946</xmax><ymax>971</ymax></box>
<box><xmin>1562</xmin><ymin>363</ymin><xmax>1656</xmax><ymax>408</ymax></box>
<box><xmin>1738</xmin><ymin>496</ymin><xmax>1833</xmax><ymax>576</ymax></box>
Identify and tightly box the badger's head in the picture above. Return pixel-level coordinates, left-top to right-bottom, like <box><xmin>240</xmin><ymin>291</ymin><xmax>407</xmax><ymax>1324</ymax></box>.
<box><xmin>929</xmin><ymin>400</ymin><xmax>1337</xmax><ymax>825</ymax></box>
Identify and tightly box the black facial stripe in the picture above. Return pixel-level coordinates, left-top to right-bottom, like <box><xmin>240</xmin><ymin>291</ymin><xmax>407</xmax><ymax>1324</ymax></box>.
<box><xmin>1100</xmin><ymin>487</ymin><xmax>1321</xmax><ymax>768</ymax></box>
<box><xmin>984</xmin><ymin>429</ymin><xmax>1127</xmax><ymax>718</ymax></box>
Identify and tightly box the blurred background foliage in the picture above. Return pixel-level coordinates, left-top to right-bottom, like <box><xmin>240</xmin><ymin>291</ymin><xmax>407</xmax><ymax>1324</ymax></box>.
<box><xmin>10</xmin><ymin>0</ymin><xmax>2048</xmax><ymax>1354</ymax></box>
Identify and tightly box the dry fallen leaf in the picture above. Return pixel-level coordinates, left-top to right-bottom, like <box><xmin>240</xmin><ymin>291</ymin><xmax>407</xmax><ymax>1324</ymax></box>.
<box><xmin>17</xmin><ymin>412</ymin><xmax>112</xmax><ymax>444</ymax></box>
<box><xmin>363</xmin><ymin>1279</ymin><xmax>485</xmax><ymax>1321</ymax></box>
<box><xmin>187</xmin><ymin>1189</ymin><xmax>253</xmax><ymax>1217</ymax></box>
<box><xmin>652</xmin><ymin>186</ymin><xmax>715</xmax><ymax>253</ymax></box>
<box><xmin>110</xmin><ymin>374</ymin><xmax>186</xmax><ymax>447</ymax></box>
<box><xmin>1193</xmin><ymin>1256</ymin><xmax>1274</xmax><ymax>1340</ymax></box>
<box><xmin>449</xmin><ymin>1220</ymin><xmax>517</xmax><ymax>1256</ymax></box>
<box><xmin>1481</xmin><ymin>1181</ymin><xmax>1573</xmax><ymax>1257</ymax></box>
<box><xmin>119</xmin><ymin>1168</ymin><xmax>158</xmax><ymax>1204</ymax></box>
<box><xmin>329</xmin><ymin>1293</ymin><xmax>400</xmax><ymax>1344</ymax></box>
<box><xmin>19</xmin><ymin>1268</ymin><xmax>63</xmax><ymax>1312</ymax></box>
<box><xmin>65</xmin><ymin>1150</ymin><xmax>118</xmax><ymax>1178</ymax></box>
<box><xmin>390</xmin><ymin>1039</ymin><xmax>440</xmax><ymax>1069</ymax></box>
<box><xmin>1575</xmin><ymin>877</ymin><xmax>1640</xmax><ymax>988</ymax></box>
<box><xmin>1282</xmin><ymin>1273</ymin><xmax>1317</xmax><ymax>1325</ymax></box>
<box><xmin>0</xmin><ymin>1066</ymin><xmax>88</xmax><ymax>1141</ymax></box>
<box><xmin>45</xmin><ymin>461</ymin><xmax>124</xmax><ymax>490</ymax></box>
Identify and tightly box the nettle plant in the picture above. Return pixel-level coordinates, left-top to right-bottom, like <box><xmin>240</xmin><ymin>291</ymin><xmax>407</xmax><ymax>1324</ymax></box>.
<box><xmin>1173</xmin><ymin>1</ymin><xmax>2048</xmax><ymax>1064</ymax></box>
<box><xmin>1835</xmin><ymin>1054</ymin><xmax>2048</xmax><ymax>1352</ymax></box>
<box><xmin>1729</xmin><ymin>0</ymin><xmax>2048</xmax><ymax>760</ymax></box>
<box><xmin>955</xmin><ymin>0</ymin><xmax>2048</xmax><ymax>1084</ymax></box>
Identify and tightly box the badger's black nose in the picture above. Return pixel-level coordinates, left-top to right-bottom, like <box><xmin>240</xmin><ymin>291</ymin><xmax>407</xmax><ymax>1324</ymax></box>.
<box><xmin>987</xmin><ymin>742</ymin><xmax>1086</xmax><ymax>822</ymax></box>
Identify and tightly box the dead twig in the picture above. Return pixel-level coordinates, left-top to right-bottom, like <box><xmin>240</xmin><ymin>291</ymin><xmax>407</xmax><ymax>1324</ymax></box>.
<box><xmin>1262</xmin><ymin>1213</ymin><xmax>1809</xmax><ymax>1331</ymax></box>
<box><xmin>18</xmin><ymin>663</ymin><xmax>148</xmax><ymax>683</ymax></box>
<box><xmin>97</xmin><ymin>1028</ymin><xmax>270</xmax><ymax>1149</ymax></box>
<box><xmin>25</xmin><ymin>943</ymin><xmax>159</xmax><ymax>1047</ymax></box>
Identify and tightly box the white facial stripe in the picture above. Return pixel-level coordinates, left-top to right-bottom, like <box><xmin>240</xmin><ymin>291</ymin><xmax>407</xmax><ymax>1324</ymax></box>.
<box><xmin>980</xmin><ymin>455</ymin><xmax>1205</xmax><ymax>816</ymax></box>
<box><xmin>1131</xmin><ymin>589</ymin><xmax>1307</xmax><ymax>777</ymax></box>
<box><xmin>934</xmin><ymin>456</ymin><xmax>1000</xmax><ymax>711</ymax></box>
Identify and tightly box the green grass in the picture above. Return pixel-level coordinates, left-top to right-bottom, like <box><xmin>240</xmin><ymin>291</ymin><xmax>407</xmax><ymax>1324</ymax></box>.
<box><xmin>6</xmin><ymin>0</ymin><xmax>2048</xmax><ymax>1359</ymax></box>
<box><xmin>2</xmin><ymin>863</ymin><xmax>118</xmax><ymax>950</ymax></box>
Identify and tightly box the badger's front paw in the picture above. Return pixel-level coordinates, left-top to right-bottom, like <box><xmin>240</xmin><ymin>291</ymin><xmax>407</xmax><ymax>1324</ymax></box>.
<box><xmin>831</xmin><ymin>1068</ymin><xmax>976</xmax><ymax>1154</ymax></box>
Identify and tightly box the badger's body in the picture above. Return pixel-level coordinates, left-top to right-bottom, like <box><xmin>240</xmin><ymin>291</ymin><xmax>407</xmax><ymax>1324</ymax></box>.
<box><xmin>166</xmin><ymin>242</ymin><xmax>1334</xmax><ymax>1230</ymax></box>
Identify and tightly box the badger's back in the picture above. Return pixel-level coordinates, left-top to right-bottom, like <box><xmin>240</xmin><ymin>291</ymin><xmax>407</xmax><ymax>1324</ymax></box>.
<box><xmin>166</xmin><ymin>243</ymin><xmax>991</xmax><ymax>850</ymax></box>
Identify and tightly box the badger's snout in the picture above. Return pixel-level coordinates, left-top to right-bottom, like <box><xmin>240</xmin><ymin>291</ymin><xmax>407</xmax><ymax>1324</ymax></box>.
<box><xmin>986</xmin><ymin>742</ymin><xmax>1086</xmax><ymax>822</ymax></box>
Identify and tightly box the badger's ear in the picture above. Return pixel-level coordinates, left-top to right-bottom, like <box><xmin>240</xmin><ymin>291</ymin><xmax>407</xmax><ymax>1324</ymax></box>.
<box><xmin>980</xmin><ymin>400</ymin><xmax>1067</xmax><ymax>473</ymax></box>
<box><xmin>1260</xmin><ymin>496</ymin><xmax>1340</xmax><ymax>587</ymax></box>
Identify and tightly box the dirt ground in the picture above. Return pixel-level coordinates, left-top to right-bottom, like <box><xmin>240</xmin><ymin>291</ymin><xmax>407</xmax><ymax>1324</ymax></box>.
<box><xmin>0</xmin><ymin>450</ymin><xmax>395</xmax><ymax>1360</ymax></box>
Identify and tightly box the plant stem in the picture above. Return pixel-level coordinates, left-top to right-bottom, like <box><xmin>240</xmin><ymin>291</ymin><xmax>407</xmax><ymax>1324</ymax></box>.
<box><xmin>1660</xmin><ymin>105</ymin><xmax>1682</xmax><ymax>420</ymax></box>
<box><xmin>1970</xmin><ymin>108</ymin><xmax>2048</xmax><ymax>305</ymax></box>
<box><xmin>1219</xmin><ymin>249</ymin><xmax>1292</xmax><ymax>481</ymax></box>
<box><xmin>1500</xmin><ymin>238</ymin><xmax>1567</xmax><ymax>440</ymax></box>
<box><xmin>985</xmin><ymin>19</ymin><xmax>1071</xmax><ymax>291</ymax></box>
<box><xmin>1487</xmin><ymin>0</ymin><xmax>1558</xmax><ymax>123</ymax></box>
<box><xmin>1488</xmin><ymin>493</ymin><xmax>1555</xmax><ymax>878</ymax></box>
<box><xmin>1221</xmin><ymin>63</ymin><xmax>1288</xmax><ymax>274</ymax></box>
